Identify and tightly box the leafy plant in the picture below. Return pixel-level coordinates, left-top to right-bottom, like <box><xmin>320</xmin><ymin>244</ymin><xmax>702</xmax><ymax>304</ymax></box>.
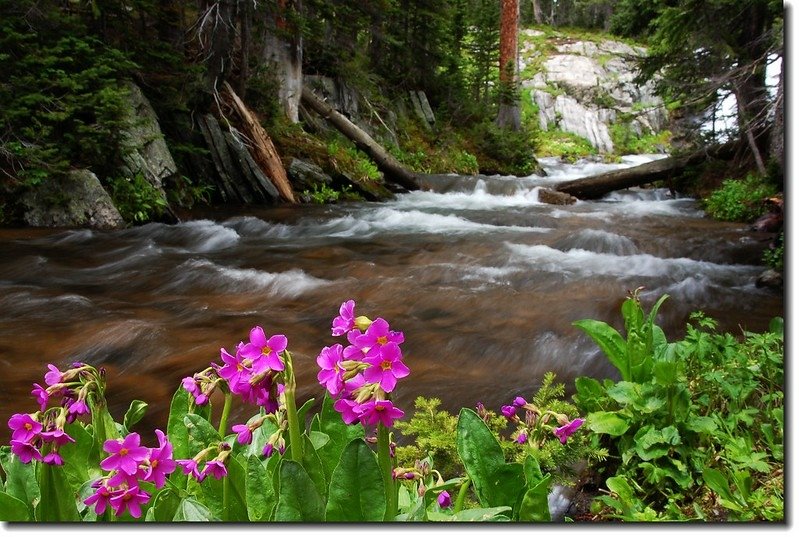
<box><xmin>107</xmin><ymin>173</ymin><xmax>169</xmax><ymax>223</ymax></box>
<box><xmin>703</xmin><ymin>175</ymin><xmax>777</xmax><ymax>222</ymax></box>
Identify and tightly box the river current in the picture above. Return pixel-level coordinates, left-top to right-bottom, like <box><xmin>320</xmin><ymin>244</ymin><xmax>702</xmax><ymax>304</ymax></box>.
<box><xmin>0</xmin><ymin>155</ymin><xmax>783</xmax><ymax>443</ymax></box>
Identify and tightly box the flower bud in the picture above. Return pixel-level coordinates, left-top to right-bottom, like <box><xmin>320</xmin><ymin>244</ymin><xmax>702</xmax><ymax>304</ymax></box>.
<box><xmin>354</xmin><ymin>316</ymin><xmax>373</xmax><ymax>331</ymax></box>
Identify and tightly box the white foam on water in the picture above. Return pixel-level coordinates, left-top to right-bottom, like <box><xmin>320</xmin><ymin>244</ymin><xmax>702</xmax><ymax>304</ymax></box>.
<box><xmin>392</xmin><ymin>179</ymin><xmax>544</xmax><ymax>210</ymax></box>
<box><xmin>165</xmin><ymin>259</ymin><xmax>331</xmax><ymax>298</ymax></box>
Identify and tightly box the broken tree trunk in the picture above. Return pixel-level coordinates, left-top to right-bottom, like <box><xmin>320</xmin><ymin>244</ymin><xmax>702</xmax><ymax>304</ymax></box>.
<box><xmin>301</xmin><ymin>86</ymin><xmax>421</xmax><ymax>191</ymax></box>
<box><xmin>222</xmin><ymin>82</ymin><xmax>297</xmax><ymax>203</ymax></box>
<box><xmin>555</xmin><ymin>143</ymin><xmax>739</xmax><ymax>199</ymax></box>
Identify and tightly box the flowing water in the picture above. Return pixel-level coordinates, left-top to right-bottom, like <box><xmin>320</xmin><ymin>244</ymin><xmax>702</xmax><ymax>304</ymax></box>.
<box><xmin>0</xmin><ymin>155</ymin><xmax>783</xmax><ymax>447</ymax></box>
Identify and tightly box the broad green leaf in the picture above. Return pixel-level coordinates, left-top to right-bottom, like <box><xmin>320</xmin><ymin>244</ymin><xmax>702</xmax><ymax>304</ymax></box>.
<box><xmin>274</xmin><ymin>460</ymin><xmax>325</xmax><ymax>522</ymax></box>
<box><xmin>144</xmin><ymin>487</ymin><xmax>181</xmax><ymax>522</ymax></box>
<box><xmin>573</xmin><ymin>319</ymin><xmax>627</xmax><ymax>380</ymax></box>
<box><xmin>167</xmin><ymin>388</ymin><xmax>192</xmax><ymax>463</ymax></box>
<box><xmin>301</xmin><ymin>434</ymin><xmax>329</xmax><ymax>504</ymax></box>
<box><xmin>246</xmin><ymin>456</ymin><xmax>275</xmax><ymax>522</ymax></box>
<box><xmin>573</xmin><ymin>376</ymin><xmax>606</xmax><ymax>412</ymax></box>
<box><xmin>456</xmin><ymin>408</ymin><xmax>525</xmax><ymax>511</ymax></box>
<box><xmin>123</xmin><ymin>400</ymin><xmax>148</xmax><ymax>431</ymax></box>
<box><xmin>0</xmin><ymin>446</ymin><xmax>40</xmax><ymax>518</ymax></box>
<box><xmin>325</xmin><ymin>438</ymin><xmax>386</xmax><ymax>522</ymax></box>
<box><xmin>702</xmin><ymin>467</ymin><xmax>740</xmax><ymax>507</ymax></box>
<box><xmin>308</xmin><ymin>431</ymin><xmax>330</xmax><ymax>451</ymax></box>
<box><xmin>606</xmin><ymin>475</ymin><xmax>636</xmax><ymax>506</ymax></box>
<box><xmin>427</xmin><ymin>506</ymin><xmax>512</xmax><ymax>521</ymax></box>
<box><xmin>197</xmin><ymin>454</ymin><xmax>248</xmax><ymax>521</ymax></box>
<box><xmin>652</xmin><ymin>359</ymin><xmax>678</xmax><ymax>386</ymax></box>
<box><xmin>297</xmin><ymin>397</ymin><xmax>316</xmax><ymax>429</ymax></box>
<box><xmin>35</xmin><ymin>462</ymin><xmax>80</xmax><ymax>521</ymax></box>
<box><xmin>173</xmin><ymin>497</ymin><xmax>216</xmax><ymax>521</ymax></box>
<box><xmin>517</xmin><ymin>457</ymin><xmax>552</xmax><ymax>522</ymax></box>
<box><xmin>58</xmin><ymin>422</ymin><xmax>95</xmax><ymax>491</ymax></box>
<box><xmin>587</xmin><ymin>411</ymin><xmax>630</xmax><ymax>436</ymax></box>
<box><xmin>184</xmin><ymin>413</ymin><xmax>221</xmax><ymax>455</ymax></box>
<box><xmin>0</xmin><ymin>491</ymin><xmax>30</xmax><ymax>521</ymax></box>
<box><xmin>768</xmin><ymin>316</ymin><xmax>783</xmax><ymax>336</ymax></box>
<box><xmin>316</xmin><ymin>393</ymin><xmax>364</xmax><ymax>481</ymax></box>
<box><xmin>606</xmin><ymin>381</ymin><xmax>641</xmax><ymax>406</ymax></box>
<box><xmin>89</xmin><ymin>397</ymin><xmax>119</xmax><ymax>468</ymax></box>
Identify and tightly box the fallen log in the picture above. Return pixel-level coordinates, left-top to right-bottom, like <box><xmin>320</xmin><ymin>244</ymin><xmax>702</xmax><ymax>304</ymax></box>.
<box><xmin>301</xmin><ymin>86</ymin><xmax>421</xmax><ymax>191</ymax></box>
<box><xmin>555</xmin><ymin>143</ymin><xmax>739</xmax><ymax>200</ymax></box>
<box><xmin>222</xmin><ymin>82</ymin><xmax>297</xmax><ymax>203</ymax></box>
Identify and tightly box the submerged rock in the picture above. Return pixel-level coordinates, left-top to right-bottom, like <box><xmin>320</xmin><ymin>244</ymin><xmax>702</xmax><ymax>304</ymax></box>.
<box><xmin>756</xmin><ymin>269</ymin><xmax>783</xmax><ymax>289</ymax></box>
<box><xmin>21</xmin><ymin>169</ymin><xmax>125</xmax><ymax>229</ymax></box>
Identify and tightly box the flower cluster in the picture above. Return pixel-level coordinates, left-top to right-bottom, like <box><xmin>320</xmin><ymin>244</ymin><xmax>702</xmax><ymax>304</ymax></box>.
<box><xmin>175</xmin><ymin>442</ymin><xmax>232</xmax><ymax>482</ymax></box>
<box><xmin>501</xmin><ymin>396</ymin><xmax>584</xmax><ymax>447</ymax></box>
<box><xmin>84</xmin><ymin>430</ymin><xmax>176</xmax><ymax>518</ymax></box>
<box><xmin>7</xmin><ymin>362</ymin><xmax>104</xmax><ymax>464</ymax></box>
<box><xmin>317</xmin><ymin>300</ymin><xmax>409</xmax><ymax>429</ymax></box>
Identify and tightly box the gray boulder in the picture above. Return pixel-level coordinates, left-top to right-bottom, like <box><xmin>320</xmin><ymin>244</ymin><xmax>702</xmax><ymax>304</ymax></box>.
<box><xmin>21</xmin><ymin>169</ymin><xmax>125</xmax><ymax>229</ymax></box>
<box><xmin>287</xmin><ymin>158</ymin><xmax>334</xmax><ymax>192</ymax></box>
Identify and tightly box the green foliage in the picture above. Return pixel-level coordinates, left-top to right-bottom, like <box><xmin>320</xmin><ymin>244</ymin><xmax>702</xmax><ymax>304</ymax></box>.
<box><xmin>609</xmin><ymin>122</ymin><xmax>672</xmax><ymax>155</ymax></box>
<box><xmin>107</xmin><ymin>174</ymin><xmax>169</xmax><ymax>223</ymax></box>
<box><xmin>762</xmin><ymin>232</ymin><xmax>784</xmax><ymax>271</ymax></box>
<box><xmin>326</xmin><ymin>140</ymin><xmax>381</xmax><ymax>182</ymax></box>
<box><xmin>395</xmin><ymin>397</ymin><xmax>460</xmax><ymax>478</ymax></box>
<box><xmin>575</xmin><ymin>295</ymin><xmax>784</xmax><ymax>521</ymax></box>
<box><xmin>469</xmin><ymin>121</ymin><xmax>538</xmax><ymax>176</ymax></box>
<box><xmin>302</xmin><ymin>184</ymin><xmax>344</xmax><ymax>205</ymax></box>
<box><xmin>703</xmin><ymin>175</ymin><xmax>777</xmax><ymax>222</ymax></box>
<box><xmin>533</xmin><ymin>129</ymin><xmax>597</xmax><ymax>162</ymax></box>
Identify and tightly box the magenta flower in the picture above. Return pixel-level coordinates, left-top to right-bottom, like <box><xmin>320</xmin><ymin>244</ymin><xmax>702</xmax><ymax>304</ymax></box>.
<box><xmin>84</xmin><ymin>483</ymin><xmax>113</xmax><ymax>516</ymax></box>
<box><xmin>516</xmin><ymin>431</ymin><xmax>528</xmax><ymax>444</ymax></box>
<box><xmin>101</xmin><ymin>433</ymin><xmax>150</xmax><ymax>475</ymax></box>
<box><xmin>40</xmin><ymin>428</ymin><xmax>76</xmax><ymax>446</ymax></box>
<box><xmin>145</xmin><ymin>429</ymin><xmax>176</xmax><ymax>489</ymax></box>
<box><xmin>501</xmin><ymin>405</ymin><xmax>517</xmax><ymax>419</ymax></box>
<box><xmin>356</xmin><ymin>400</ymin><xmax>405</xmax><ymax>428</ymax></box>
<box><xmin>217</xmin><ymin>347</ymin><xmax>249</xmax><ymax>385</ymax></box>
<box><xmin>43</xmin><ymin>452</ymin><xmax>64</xmax><ymax>466</ymax></box>
<box><xmin>31</xmin><ymin>383</ymin><xmax>49</xmax><ymax>411</ymax></box>
<box><xmin>203</xmin><ymin>460</ymin><xmax>228</xmax><ymax>480</ymax></box>
<box><xmin>181</xmin><ymin>376</ymin><xmax>202</xmax><ymax>399</ymax></box>
<box><xmin>513</xmin><ymin>396</ymin><xmax>527</xmax><ymax>407</ymax></box>
<box><xmin>8</xmin><ymin>413</ymin><xmax>42</xmax><ymax>443</ymax></box>
<box><xmin>10</xmin><ymin>440</ymin><xmax>42</xmax><ymax>463</ymax></box>
<box><xmin>554</xmin><ymin>418</ymin><xmax>585</xmax><ymax>444</ymax></box>
<box><xmin>316</xmin><ymin>344</ymin><xmax>345</xmax><ymax>395</ymax></box>
<box><xmin>332</xmin><ymin>300</ymin><xmax>356</xmax><ymax>336</ymax></box>
<box><xmin>343</xmin><ymin>329</ymin><xmax>370</xmax><ymax>360</ymax></box>
<box><xmin>176</xmin><ymin>458</ymin><xmax>203</xmax><ymax>480</ymax></box>
<box><xmin>362</xmin><ymin>342</ymin><xmax>410</xmax><ymax>392</ymax></box>
<box><xmin>110</xmin><ymin>486</ymin><xmax>150</xmax><ymax>518</ymax></box>
<box><xmin>239</xmin><ymin>327</ymin><xmax>286</xmax><ymax>372</ymax></box>
<box><xmin>67</xmin><ymin>398</ymin><xmax>90</xmax><ymax>419</ymax></box>
<box><xmin>333</xmin><ymin>398</ymin><xmax>361</xmax><ymax>424</ymax></box>
<box><xmin>232</xmin><ymin>423</ymin><xmax>253</xmax><ymax>445</ymax></box>
<box><xmin>44</xmin><ymin>364</ymin><xmax>66</xmax><ymax>386</ymax></box>
<box><xmin>437</xmin><ymin>490</ymin><xmax>452</xmax><ymax>509</ymax></box>
<box><xmin>355</xmin><ymin>318</ymin><xmax>405</xmax><ymax>358</ymax></box>
<box><xmin>263</xmin><ymin>443</ymin><xmax>275</xmax><ymax>458</ymax></box>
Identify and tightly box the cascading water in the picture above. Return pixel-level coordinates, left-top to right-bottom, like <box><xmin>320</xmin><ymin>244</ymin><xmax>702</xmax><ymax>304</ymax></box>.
<box><xmin>0</xmin><ymin>156</ymin><xmax>782</xmax><ymax>485</ymax></box>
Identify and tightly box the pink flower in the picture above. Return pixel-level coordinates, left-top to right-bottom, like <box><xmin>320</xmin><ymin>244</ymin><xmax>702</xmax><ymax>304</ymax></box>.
<box><xmin>501</xmin><ymin>405</ymin><xmax>517</xmax><ymax>419</ymax></box>
<box><xmin>332</xmin><ymin>300</ymin><xmax>356</xmax><ymax>336</ymax></box>
<box><xmin>203</xmin><ymin>460</ymin><xmax>227</xmax><ymax>480</ymax></box>
<box><xmin>239</xmin><ymin>327</ymin><xmax>286</xmax><ymax>372</ymax></box>
<box><xmin>513</xmin><ymin>396</ymin><xmax>527</xmax><ymax>407</ymax></box>
<box><xmin>262</xmin><ymin>443</ymin><xmax>275</xmax><ymax>458</ymax></box>
<box><xmin>333</xmin><ymin>398</ymin><xmax>361</xmax><ymax>424</ymax></box>
<box><xmin>31</xmin><ymin>383</ymin><xmax>49</xmax><ymax>411</ymax></box>
<box><xmin>10</xmin><ymin>440</ymin><xmax>42</xmax><ymax>463</ymax></box>
<box><xmin>44</xmin><ymin>364</ymin><xmax>65</xmax><ymax>386</ymax></box>
<box><xmin>516</xmin><ymin>431</ymin><xmax>528</xmax><ymax>444</ymax></box>
<box><xmin>84</xmin><ymin>483</ymin><xmax>113</xmax><ymax>516</ymax></box>
<box><xmin>176</xmin><ymin>459</ymin><xmax>203</xmax><ymax>480</ymax></box>
<box><xmin>144</xmin><ymin>429</ymin><xmax>176</xmax><ymax>489</ymax></box>
<box><xmin>437</xmin><ymin>490</ymin><xmax>452</xmax><ymax>509</ymax></box>
<box><xmin>101</xmin><ymin>433</ymin><xmax>150</xmax><ymax>475</ymax></box>
<box><xmin>40</xmin><ymin>428</ymin><xmax>75</xmax><ymax>446</ymax></box>
<box><xmin>316</xmin><ymin>344</ymin><xmax>345</xmax><ymax>395</ymax></box>
<box><xmin>355</xmin><ymin>318</ymin><xmax>404</xmax><ymax>358</ymax></box>
<box><xmin>232</xmin><ymin>423</ymin><xmax>253</xmax><ymax>445</ymax></box>
<box><xmin>8</xmin><ymin>413</ymin><xmax>42</xmax><ymax>443</ymax></box>
<box><xmin>217</xmin><ymin>346</ymin><xmax>250</xmax><ymax>387</ymax></box>
<box><xmin>554</xmin><ymin>418</ymin><xmax>585</xmax><ymax>444</ymax></box>
<box><xmin>356</xmin><ymin>400</ymin><xmax>405</xmax><ymax>429</ymax></box>
<box><xmin>43</xmin><ymin>452</ymin><xmax>64</xmax><ymax>466</ymax></box>
<box><xmin>110</xmin><ymin>486</ymin><xmax>150</xmax><ymax>518</ymax></box>
<box><xmin>362</xmin><ymin>342</ymin><xmax>410</xmax><ymax>392</ymax></box>
<box><xmin>67</xmin><ymin>398</ymin><xmax>90</xmax><ymax>420</ymax></box>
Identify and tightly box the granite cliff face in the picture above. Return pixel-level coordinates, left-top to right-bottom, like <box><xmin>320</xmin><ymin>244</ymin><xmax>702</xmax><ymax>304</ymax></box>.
<box><xmin>520</xmin><ymin>30</ymin><xmax>669</xmax><ymax>155</ymax></box>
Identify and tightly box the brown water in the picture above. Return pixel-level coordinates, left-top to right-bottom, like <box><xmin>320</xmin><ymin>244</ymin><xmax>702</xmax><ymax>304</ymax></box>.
<box><xmin>0</xmin><ymin>156</ymin><xmax>783</xmax><ymax>443</ymax></box>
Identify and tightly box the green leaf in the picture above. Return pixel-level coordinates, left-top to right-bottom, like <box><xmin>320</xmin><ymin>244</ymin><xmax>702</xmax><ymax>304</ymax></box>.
<box><xmin>573</xmin><ymin>319</ymin><xmax>628</xmax><ymax>380</ymax></box>
<box><xmin>274</xmin><ymin>460</ymin><xmax>325</xmax><ymax>521</ymax></box>
<box><xmin>517</xmin><ymin>457</ymin><xmax>552</xmax><ymax>522</ymax></box>
<box><xmin>0</xmin><ymin>491</ymin><xmax>31</xmax><ymax>521</ymax></box>
<box><xmin>456</xmin><ymin>408</ymin><xmax>525</xmax><ymax>511</ymax></box>
<box><xmin>123</xmin><ymin>400</ymin><xmax>148</xmax><ymax>431</ymax></box>
<box><xmin>35</xmin><ymin>462</ymin><xmax>80</xmax><ymax>521</ymax></box>
<box><xmin>325</xmin><ymin>438</ymin><xmax>386</xmax><ymax>521</ymax></box>
<box><xmin>768</xmin><ymin>316</ymin><xmax>783</xmax><ymax>336</ymax></box>
<box><xmin>184</xmin><ymin>413</ymin><xmax>221</xmax><ymax>455</ymax></box>
<box><xmin>173</xmin><ymin>497</ymin><xmax>216</xmax><ymax>521</ymax></box>
<box><xmin>144</xmin><ymin>487</ymin><xmax>181</xmax><ymax>522</ymax></box>
<box><xmin>315</xmin><ymin>393</ymin><xmax>364</xmax><ymax>481</ymax></box>
<box><xmin>427</xmin><ymin>506</ymin><xmax>512</xmax><ymax>521</ymax></box>
<box><xmin>58</xmin><ymin>422</ymin><xmax>95</xmax><ymax>491</ymax></box>
<box><xmin>197</xmin><ymin>454</ymin><xmax>248</xmax><ymax>521</ymax></box>
<box><xmin>573</xmin><ymin>376</ymin><xmax>606</xmax><ymax>412</ymax></box>
<box><xmin>587</xmin><ymin>411</ymin><xmax>630</xmax><ymax>436</ymax></box>
<box><xmin>167</xmin><ymin>388</ymin><xmax>192</xmax><ymax>463</ymax></box>
<box><xmin>702</xmin><ymin>467</ymin><xmax>741</xmax><ymax>508</ymax></box>
<box><xmin>301</xmin><ymin>434</ymin><xmax>329</xmax><ymax>504</ymax></box>
<box><xmin>0</xmin><ymin>446</ymin><xmax>40</xmax><ymax>518</ymax></box>
<box><xmin>246</xmin><ymin>456</ymin><xmax>275</xmax><ymax>522</ymax></box>
<box><xmin>606</xmin><ymin>381</ymin><xmax>641</xmax><ymax>406</ymax></box>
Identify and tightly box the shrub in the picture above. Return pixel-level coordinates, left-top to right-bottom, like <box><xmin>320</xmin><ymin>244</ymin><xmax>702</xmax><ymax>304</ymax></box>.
<box><xmin>703</xmin><ymin>175</ymin><xmax>777</xmax><ymax>222</ymax></box>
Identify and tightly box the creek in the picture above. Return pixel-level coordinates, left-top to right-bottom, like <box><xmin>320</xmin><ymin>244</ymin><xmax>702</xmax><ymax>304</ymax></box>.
<box><xmin>0</xmin><ymin>155</ymin><xmax>783</xmax><ymax>445</ymax></box>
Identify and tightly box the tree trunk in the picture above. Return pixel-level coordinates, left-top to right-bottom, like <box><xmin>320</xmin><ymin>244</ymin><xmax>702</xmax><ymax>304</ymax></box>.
<box><xmin>238</xmin><ymin>0</ymin><xmax>252</xmax><ymax>98</ymax></box>
<box><xmin>223</xmin><ymin>82</ymin><xmax>297</xmax><ymax>203</ymax></box>
<box><xmin>496</xmin><ymin>0</ymin><xmax>521</xmax><ymax>131</ymax></box>
<box><xmin>556</xmin><ymin>144</ymin><xmax>740</xmax><ymax>199</ymax></box>
<box><xmin>262</xmin><ymin>0</ymin><xmax>303</xmax><ymax>123</ymax></box>
<box><xmin>301</xmin><ymin>86</ymin><xmax>421</xmax><ymax>191</ymax></box>
<box><xmin>532</xmin><ymin>0</ymin><xmax>544</xmax><ymax>24</ymax></box>
<box><xmin>203</xmin><ymin>0</ymin><xmax>237</xmax><ymax>96</ymax></box>
<box><xmin>769</xmin><ymin>57</ymin><xmax>784</xmax><ymax>179</ymax></box>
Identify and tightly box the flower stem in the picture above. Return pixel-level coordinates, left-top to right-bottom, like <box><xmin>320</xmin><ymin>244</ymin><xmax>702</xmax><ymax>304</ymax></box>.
<box><xmin>222</xmin><ymin>475</ymin><xmax>230</xmax><ymax>521</ymax></box>
<box><xmin>218</xmin><ymin>392</ymin><xmax>232</xmax><ymax>438</ymax></box>
<box><xmin>454</xmin><ymin>477</ymin><xmax>471</xmax><ymax>513</ymax></box>
<box><xmin>282</xmin><ymin>351</ymin><xmax>304</xmax><ymax>462</ymax></box>
<box><xmin>377</xmin><ymin>423</ymin><xmax>396</xmax><ymax>521</ymax></box>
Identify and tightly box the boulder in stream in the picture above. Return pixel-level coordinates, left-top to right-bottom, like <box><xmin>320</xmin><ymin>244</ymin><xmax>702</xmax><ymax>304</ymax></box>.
<box><xmin>21</xmin><ymin>169</ymin><xmax>125</xmax><ymax>229</ymax></box>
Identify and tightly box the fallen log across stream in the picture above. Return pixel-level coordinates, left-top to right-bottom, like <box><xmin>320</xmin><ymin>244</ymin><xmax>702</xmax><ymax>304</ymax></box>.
<box><xmin>301</xmin><ymin>86</ymin><xmax>422</xmax><ymax>191</ymax></box>
<box><xmin>555</xmin><ymin>143</ymin><xmax>740</xmax><ymax>200</ymax></box>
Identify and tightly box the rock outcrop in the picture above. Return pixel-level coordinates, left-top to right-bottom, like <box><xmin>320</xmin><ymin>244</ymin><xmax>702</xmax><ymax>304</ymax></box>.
<box><xmin>521</xmin><ymin>31</ymin><xmax>668</xmax><ymax>154</ymax></box>
<box><xmin>21</xmin><ymin>169</ymin><xmax>125</xmax><ymax>229</ymax></box>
